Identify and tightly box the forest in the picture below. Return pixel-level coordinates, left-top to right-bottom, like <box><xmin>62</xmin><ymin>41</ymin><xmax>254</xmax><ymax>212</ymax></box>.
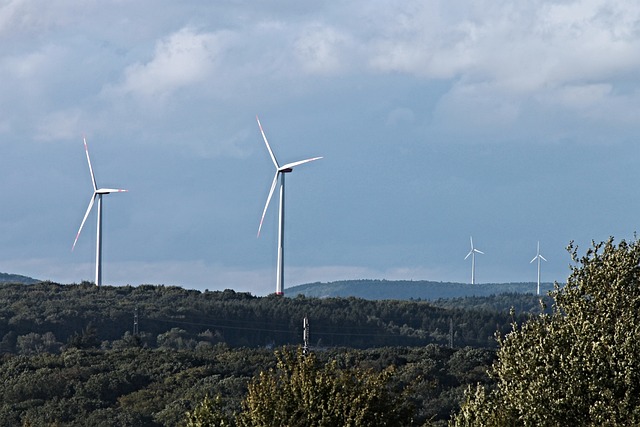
<box><xmin>0</xmin><ymin>281</ymin><xmax>545</xmax><ymax>426</ymax></box>
<box><xmin>0</xmin><ymin>282</ymin><xmax>548</xmax><ymax>351</ymax></box>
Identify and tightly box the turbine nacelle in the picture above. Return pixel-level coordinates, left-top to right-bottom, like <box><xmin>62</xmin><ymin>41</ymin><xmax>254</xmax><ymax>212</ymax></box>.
<box><xmin>256</xmin><ymin>116</ymin><xmax>322</xmax><ymax>238</ymax></box>
<box><xmin>465</xmin><ymin>236</ymin><xmax>484</xmax><ymax>259</ymax></box>
<box><xmin>530</xmin><ymin>241</ymin><xmax>547</xmax><ymax>264</ymax></box>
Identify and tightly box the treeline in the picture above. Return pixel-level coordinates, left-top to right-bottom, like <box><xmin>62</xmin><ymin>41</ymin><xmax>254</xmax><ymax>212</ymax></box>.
<box><xmin>0</xmin><ymin>344</ymin><xmax>495</xmax><ymax>426</ymax></box>
<box><xmin>288</xmin><ymin>279</ymin><xmax>558</xmax><ymax>300</ymax></box>
<box><xmin>431</xmin><ymin>292</ymin><xmax>553</xmax><ymax>314</ymax></box>
<box><xmin>0</xmin><ymin>282</ymin><xmax>530</xmax><ymax>353</ymax></box>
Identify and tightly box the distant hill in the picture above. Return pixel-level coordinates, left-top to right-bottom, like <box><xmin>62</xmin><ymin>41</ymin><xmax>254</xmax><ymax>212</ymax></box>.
<box><xmin>287</xmin><ymin>279</ymin><xmax>558</xmax><ymax>300</ymax></box>
<box><xmin>0</xmin><ymin>272</ymin><xmax>39</xmax><ymax>285</ymax></box>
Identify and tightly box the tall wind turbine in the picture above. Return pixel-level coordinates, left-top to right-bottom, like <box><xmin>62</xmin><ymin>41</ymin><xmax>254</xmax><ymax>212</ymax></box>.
<box><xmin>464</xmin><ymin>236</ymin><xmax>484</xmax><ymax>285</ymax></box>
<box><xmin>256</xmin><ymin>116</ymin><xmax>322</xmax><ymax>296</ymax></box>
<box><xmin>72</xmin><ymin>137</ymin><xmax>128</xmax><ymax>287</ymax></box>
<box><xmin>530</xmin><ymin>241</ymin><xmax>547</xmax><ymax>295</ymax></box>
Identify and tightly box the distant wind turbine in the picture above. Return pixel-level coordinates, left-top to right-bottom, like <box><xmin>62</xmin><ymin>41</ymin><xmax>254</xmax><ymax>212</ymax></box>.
<box><xmin>464</xmin><ymin>236</ymin><xmax>484</xmax><ymax>285</ymax></box>
<box><xmin>530</xmin><ymin>241</ymin><xmax>547</xmax><ymax>295</ymax></box>
<box><xmin>72</xmin><ymin>137</ymin><xmax>128</xmax><ymax>287</ymax></box>
<box><xmin>256</xmin><ymin>116</ymin><xmax>322</xmax><ymax>296</ymax></box>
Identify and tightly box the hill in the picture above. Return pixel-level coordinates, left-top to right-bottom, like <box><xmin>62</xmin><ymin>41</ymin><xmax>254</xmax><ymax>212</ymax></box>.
<box><xmin>0</xmin><ymin>282</ymin><xmax>523</xmax><ymax>351</ymax></box>
<box><xmin>0</xmin><ymin>282</ymin><xmax>541</xmax><ymax>426</ymax></box>
<box><xmin>0</xmin><ymin>272</ymin><xmax>39</xmax><ymax>284</ymax></box>
<box><xmin>287</xmin><ymin>279</ymin><xmax>557</xmax><ymax>300</ymax></box>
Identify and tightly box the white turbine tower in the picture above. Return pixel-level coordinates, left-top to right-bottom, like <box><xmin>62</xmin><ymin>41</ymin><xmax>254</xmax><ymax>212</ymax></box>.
<box><xmin>256</xmin><ymin>116</ymin><xmax>322</xmax><ymax>296</ymax></box>
<box><xmin>72</xmin><ymin>137</ymin><xmax>128</xmax><ymax>287</ymax></box>
<box><xmin>530</xmin><ymin>241</ymin><xmax>547</xmax><ymax>295</ymax></box>
<box><xmin>464</xmin><ymin>236</ymin><xmax>484</xmax><ymax>285</ymax></box>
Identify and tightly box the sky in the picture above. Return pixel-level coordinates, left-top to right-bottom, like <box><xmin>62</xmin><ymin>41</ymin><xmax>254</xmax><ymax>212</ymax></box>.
<box><xmin>2</xmin><ymin>0</ymin><xmax>640</xmax><ymax>296</ymax></box>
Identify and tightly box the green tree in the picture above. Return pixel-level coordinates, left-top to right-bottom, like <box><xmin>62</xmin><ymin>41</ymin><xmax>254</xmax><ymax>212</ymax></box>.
<box><xmin>237</xmin><ymin>348</ymin><xmax>413</xmax><ymax>427</ymax></box>
<box><xmin>185</xmin><ymin>395</ymin><xmax>235</xmax><ymax>427</ymax></box>
<box><xmin>453</xmin><ymin>238</ymin><xmax>640</xmax><ymax>426</ymax></box>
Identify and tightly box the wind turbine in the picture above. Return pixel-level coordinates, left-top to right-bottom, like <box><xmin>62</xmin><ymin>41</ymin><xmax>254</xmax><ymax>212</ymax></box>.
<box><xmin>464</xmin><ymin>236</ymin><xmax>484</xmax><ymax>285</ymax></box>
<box><xmin>72</xmin><ymin>137</ymin><xmax>128</xmax><ymax>287</ymax></box>
<box><xmin>256</xmin><ymin>116</ymin><xmax>322</xmax><ymax>296</ymax></box>
<box><xmin>530</xmin><ymin>241</ymin><xmax>547</xmax><ymax>295</ymax></box>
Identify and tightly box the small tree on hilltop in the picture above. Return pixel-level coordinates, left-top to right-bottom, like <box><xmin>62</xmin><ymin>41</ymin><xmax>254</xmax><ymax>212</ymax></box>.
<box><xmin>453</xmin><ymin>237</ymin><xmax>640</xmax><ymax>426</ymax></box>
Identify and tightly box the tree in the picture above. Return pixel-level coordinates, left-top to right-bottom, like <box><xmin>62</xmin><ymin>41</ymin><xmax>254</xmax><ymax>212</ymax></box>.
<box><xmin>67</xmin><ymin>322</ymin><xmax>99</xmax><ymax>349</ymax></box>
<box><xmin>453</xmin><ymin>238</ymin><xmax>640</xmax><ymax>426</ymax></box>
<box><xmin>237</xmin><ymin>348</ymin><xmax>413</xmax><ymax>427</ymax></box>
<box><xmin>16</xmin><ymin>332</ymin><xmax>61</xmax><ymax>355</ymax></box>
<box><xmin>185</xmin><ymin>395</ymin><xmax>235</xmax><ymax>427</ymax></box>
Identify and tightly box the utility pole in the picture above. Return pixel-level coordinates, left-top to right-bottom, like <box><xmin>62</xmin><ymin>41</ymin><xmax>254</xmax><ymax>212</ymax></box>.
<box><xmin>133</xmin><ymin>306</ymin><xmax>139</xmax><ymax>336</ymax></box>
<box><xmin>449</xmin><ymin>317</ymin><xmax>454</xmax><ymax>349</ymax></box>
<box><xmin>303</xmin><ymin>316</ymin><xmax>309</xmax><ymax>355</ymax></box>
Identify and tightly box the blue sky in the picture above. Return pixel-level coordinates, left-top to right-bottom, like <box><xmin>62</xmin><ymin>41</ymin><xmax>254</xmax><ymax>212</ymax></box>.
<box><xmin>2</xmin><ymin>1</ymin><xmax>640</xmax><ymax>295</ymax></box>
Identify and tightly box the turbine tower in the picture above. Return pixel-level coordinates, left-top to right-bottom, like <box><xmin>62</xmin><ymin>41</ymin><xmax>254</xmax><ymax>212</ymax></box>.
<box><xmin>464</xmin><ymin>236</ymin><xmax>484</xmax><ymax>285</ymax></box>
<box><xmin>256</xmin><ymin>116</ymin><xmax>322</xmax><ymax>296</ymax></box>
<box><xmin>72</xmin><ymin>137</ymin><xmax>127</xmax><ymax>287</ymax></box>
<box><xmin>530</xmin><ymin>241</ymin><xmax>547</xmax><ymax>295</ymax></box>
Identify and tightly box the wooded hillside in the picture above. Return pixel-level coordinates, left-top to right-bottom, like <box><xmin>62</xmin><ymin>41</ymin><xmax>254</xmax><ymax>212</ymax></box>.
<box><xmin>0</xmin><ymin>281</ymin><xmax>549</xmax><ymax>426</ymax></box>
<box><xmin>0</xmin><ymin>282</ymin><xmax>537</xmax><ymax>352</ymax></box>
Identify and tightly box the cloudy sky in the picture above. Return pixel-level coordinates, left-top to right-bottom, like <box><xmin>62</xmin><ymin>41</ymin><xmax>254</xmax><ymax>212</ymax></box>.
<box><xmin>2</xmin><ymin>0</ymin><xmax>640</xmax><ymax>295</ymax></box>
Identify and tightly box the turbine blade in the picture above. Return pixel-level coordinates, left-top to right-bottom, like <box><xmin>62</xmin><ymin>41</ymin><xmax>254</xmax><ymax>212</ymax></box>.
<box><xmin>97</xmin><ymin>188</ymin><xmax>128</xmax><ymax>194</ymax></box>
<box><xmin>83</xmin><ymin>137</ymin><xmax>98</xmax><ymax>192</ymax></box>
<box><xmin>475</xmin><ymin>249</ymin><xmax>484</xmax><ymax>255</ymax></box>
<box><xmin>464</xmin><ymin>250</ymin><xmax>473</xmax><ymax>260</ymax></box>
<box><xmin>256</xmin><ymin>116</ymin><xmax>279</xmax><ymax>169</ymax></box>
<box><xmin>530</xmin><ymin>255</ymin><xmax>538</xmax><ymax>263</ymax></box>
<box><xmin>281</xmin><ymin>156</ymin><xmax>323</xmax><ymax>170</ymax></box>
<box><xmin>72</xmin><ymin>193</ymin><xmax>97</xmax><ymax>251</ymax></box>
<box><xmin>258</xmin><ymin>171</ymin><xmax>279</xmax><ymax>237</ymax></box>
<box><xmin>470</xmin><ymin>236</ymin><xmax>474</xmax><ymax>249</ymax></box>
<box><xmin>540</xmin><ymin>255</ymin><xmax>548</xmax><ymax>262</ymax></box>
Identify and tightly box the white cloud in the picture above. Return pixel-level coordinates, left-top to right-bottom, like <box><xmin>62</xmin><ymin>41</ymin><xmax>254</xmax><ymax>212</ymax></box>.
<box><xmin>363</xmin><ymin>0</ymin><xmax>640</xmax><ymax>92</ymax></box>
<box><xmin>3</xmin><ymin>49</ymin><xmax>50</xmax><ymax>77</ymax></box>
<box><xmin>111</xmin><ymin>27</ymin><xmax>233</xmax><ymax>99</ymax></box>
<box><xmin>294</xmin><ymin>24</ymin><xmax>352</xmax><ymax>75</ymax></box>
<box><xmin>366</xmin><ymin>3</ymin><xmax>478</xmax><ymax>79</ymax></box>
<box><xmin>0</xmin><ymin>0</ymin><xmax>64</xmax><ymax>37</ymax></box>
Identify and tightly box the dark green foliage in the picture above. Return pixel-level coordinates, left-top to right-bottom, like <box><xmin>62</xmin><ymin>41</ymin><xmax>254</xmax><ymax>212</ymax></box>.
<box><xmin>237</xmin><ymin>348</ymin><xmax>414</xmax><ymax>426</ymax></box>
<box><xmin>0</xmin><ymin>344</ymin><xmax>495</xmax><ymax>426</ymax></box>
<box><xmin>453</xmin><ymin>238</ymin><xmax>640</xmax><ymax>426</ymax></box>
<box><xmin>431</xmin><ymin>293</ymin><xmax>553</xmax><ymax>315</ymax></box>
<box><xmin>0</xmin><ymin>345</ymin><xmax>275</xmax><ymax>426</ymax></box>
<box><xmin>0</xmin><ymin>281</ymin><xmax>545</xmax><ymax>425</ymax></box>
<box><xmin>0</xmin><ymin>282</ymin><xmax>524</xmax><ymax>350</ymax></box>
<box><xmin>185</xmin><ymin>345</ymin><xmax>496</xmax><ymax>427</ymax></box>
